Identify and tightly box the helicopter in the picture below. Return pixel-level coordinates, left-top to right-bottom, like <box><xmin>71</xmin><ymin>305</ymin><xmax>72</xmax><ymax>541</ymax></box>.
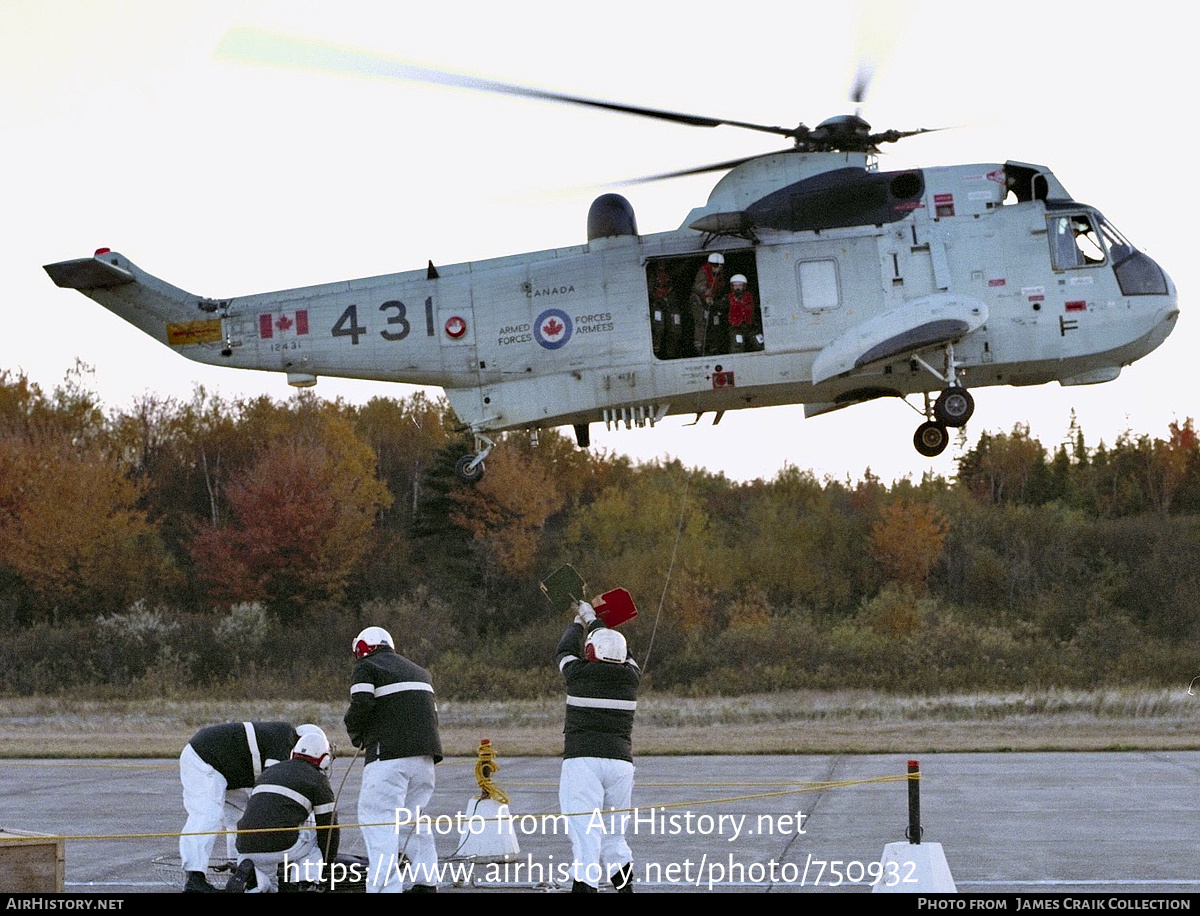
<box><xmin>43</xmin><ymin>31</ymin><xmax>1178</xmax><ymax>482</ymax></box>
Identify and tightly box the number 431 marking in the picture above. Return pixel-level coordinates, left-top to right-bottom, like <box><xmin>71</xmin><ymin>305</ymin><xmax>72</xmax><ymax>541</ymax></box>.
<box><xmin>331</xmin><ymin>298</ymin><xmax>435</xmax><ymax>345</ymax></box>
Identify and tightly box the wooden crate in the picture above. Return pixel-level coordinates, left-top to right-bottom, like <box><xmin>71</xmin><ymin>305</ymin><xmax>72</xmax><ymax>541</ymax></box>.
<box><xmin>0</xmin><ymin>828</ymin><xmax>65</xmax><ymax>893</ymax></box>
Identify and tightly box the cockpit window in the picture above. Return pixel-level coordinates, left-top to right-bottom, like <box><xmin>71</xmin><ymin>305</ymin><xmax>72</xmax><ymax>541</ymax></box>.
<box><xmin>1048</xmin><ymin>214</ymin><xmax>1105</xmax><ymax>269</ymax></box>
<box><xmin>1047</xmin><ymin>210</ymin><xmax>1168</xmax><ymax>294</ymax></box>
<box><xmin>1096</xmin><ymin>215</ymin><xmax>1168</xmax><ymax>296</ymax></box>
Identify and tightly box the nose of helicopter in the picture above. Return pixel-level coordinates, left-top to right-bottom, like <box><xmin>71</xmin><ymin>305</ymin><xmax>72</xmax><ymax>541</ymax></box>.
<box><xmin>1138</xmin><ymin>265</ymin><xmax>1179</xmax><ymax>355</ymax></box>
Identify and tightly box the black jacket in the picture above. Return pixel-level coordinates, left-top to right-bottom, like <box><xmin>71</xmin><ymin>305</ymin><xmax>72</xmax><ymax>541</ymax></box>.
<box><xmin>556</xmin><ymin>621</ymin><xmax>640</xmax><ymax>762</ymax></box>
<box><xmin>188</xmin><ymin>722</ymin><xmax>298</xmax><ymax>790</ymax></box>
<box><xmin>344</xmin><ymin>647</ymin><xmax>443</xmax><ymax>764</ymax></box>
<box><xmin>236</xmin><ymin>757</ymin><xmax>339</xmax><ymax>858</ymax></box>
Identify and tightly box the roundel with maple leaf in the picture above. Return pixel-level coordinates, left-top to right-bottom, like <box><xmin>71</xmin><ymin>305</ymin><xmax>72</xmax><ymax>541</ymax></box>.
<box><xmin>534</xmin><ymin>308</ymin><xmax>573</xmax><ymax>350</ymax></box>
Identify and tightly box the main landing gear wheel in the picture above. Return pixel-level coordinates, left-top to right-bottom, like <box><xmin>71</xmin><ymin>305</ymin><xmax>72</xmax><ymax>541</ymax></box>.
<box><xmin>914</xmin><ymin>421</ymin><xmax>950</xmax><ymax>457</ymax></box>
<box><xmin>933</xmin><ymin>386</ymin><xmax>974</xmax><ymax>428</ymax></box>
<box><xmin>454</xmin><ymin>454</ymin><xmax>485</xmax><ymax>483</ymax></box>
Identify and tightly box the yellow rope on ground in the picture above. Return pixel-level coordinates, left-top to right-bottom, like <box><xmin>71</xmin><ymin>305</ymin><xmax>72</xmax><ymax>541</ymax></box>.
<box><xmin>473</xmin><ymin>739</ymin><xmax>510</xmax><ymax>806</ymax></box>
<box><xmin>0</xmin><ymin>770</ymin><xmax>916</xmax><ymax>842</ymax></box>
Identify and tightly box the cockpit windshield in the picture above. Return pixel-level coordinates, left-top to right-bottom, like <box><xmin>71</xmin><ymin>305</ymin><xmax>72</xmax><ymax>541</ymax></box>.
<box><xmin>1047</xmin><ymin>210</ymin><xmax>1168</xmax><ymax>296</ymax></box>
<box><xmin>1097</xmin><ymin>214</ymin><xmax>1169</xmax><ymax>296</ymax></box>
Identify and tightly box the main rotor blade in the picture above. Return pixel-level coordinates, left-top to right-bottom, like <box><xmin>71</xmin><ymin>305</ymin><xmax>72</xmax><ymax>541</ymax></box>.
<box><xmin>849</xmin><ymin>62</ymin><xmax>874</xmax><ymax>106</ymax></box>
<box><xmin>868</xmin><ymin>126</ymin><xmax>941</xmax><ymax>145</ymax></box>
<box><xmin>613</xmin><ymin>152</ymin><xmax>789</xmax><ymax>186</ymax></box>
<box><xmin>218</xmin><ymin>27</ymin><xmax>798</xmax><ymax>138</ymax></box>
<box><xmin>848</xmin><ymin>0</ymin><xmax>916</xmax><ymax>106</ymax></box>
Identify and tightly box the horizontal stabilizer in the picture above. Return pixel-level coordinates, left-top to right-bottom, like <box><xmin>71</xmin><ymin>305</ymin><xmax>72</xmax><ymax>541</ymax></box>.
<box><xmin>42</xmin><ymin>249</ymin><xmax>208</xmax><ymax>346</ymax></box>
<box><xmin>44</xmin><ymin>256</ymin><xmax>134</xmax><ymax>290</ymax></box>
<box><xmin>811</xmin><ymin>294</ymin><xmax>987</xmax><ymax>384</ymax></box>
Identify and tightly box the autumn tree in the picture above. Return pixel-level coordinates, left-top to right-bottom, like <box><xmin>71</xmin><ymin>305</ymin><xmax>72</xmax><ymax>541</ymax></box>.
<box><xmin>956</xmin><ymin>424</ymin><xmax>1048</xmax><ymax>505</ymax></box>
<box><xmin>108</xmin><ymin>388</ymin><xmax>260</xmax><ymax>573</ymax></box>
<box><xmin>559</xmin><ymin>466</ymin><xmax>718</xmax><ymax>636</ymax></box>
<box><xmin>188</xmin><ymin>409</ymin><xmax>391</xmax><ymax>612</ymax></box>
<box><xmin>0</xmin><ymin>364</ymin><xmax>105</xmax><ymax>444</ymax></box>
<box><xmin>869</xmin><ymin>499</ymin><xmax>950</xmax><ymax>594</ymax></box>
<box><xmin>449</xmin><ymin>439</ymin><xmax>566</xmax><ymax>583</ymax></box>
<box><xmin>0</xmin><ymin>368</ymin><xmax>178</xmax><ymax>620</ymax></box>
<box><xmin>1137</xmin><ymin>419</ymin><xmax>1197</xmax><ymax>515</ymax></box>
<box><xmin>350</xmin><ymin>392</ymin><xmax>456</xmax><ymax>528</ymax></box>
<box><xmin>0</xmin><ymin>431</ymin><xmax>176</xmax><ymax>621</ymax></box>
<box><xmin>731</xmin><ymin>466</ymin><xmax>873</xmax><ymax>613</ymax></box>
<box><xmin>1077</xmin><ymin>424</ymin><xmax>1200</xmax><ymax>517</ymax></box>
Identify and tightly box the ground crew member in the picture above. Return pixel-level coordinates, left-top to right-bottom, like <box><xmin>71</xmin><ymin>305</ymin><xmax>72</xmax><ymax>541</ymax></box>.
<box><xmin>556</xmin><ymin>602</ymin><xmax>640</xmax><ymax>893</ymax></box>
<box><xmin>179</xmin><ymin>720</ymin><xmax>320</xmax><ymax>893</ymax></box>
<box><xmin>344</xmin><ymin>626</ymin><xmax>443</xmax><ymax>893</ymax></box>
<box><xmin>225</xmin><ymin>727</ymin><xmax>339</xmax><ymax>893</ymax></box>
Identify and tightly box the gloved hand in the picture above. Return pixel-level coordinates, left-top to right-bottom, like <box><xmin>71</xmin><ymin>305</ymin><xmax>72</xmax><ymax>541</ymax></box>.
<box><xmin>574</xmin><ymin>600</ymin><xmax>597</xmax><ymax>625</ymax></box>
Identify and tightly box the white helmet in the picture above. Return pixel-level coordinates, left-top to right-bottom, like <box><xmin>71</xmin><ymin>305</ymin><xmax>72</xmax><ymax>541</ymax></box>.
<box><xmin>707</xmin><ymin>253</ymin><xmax>725</xmax><ymax>265</ymax></box>
<box><xmin>353</xmin><ymin>626</ymin><xmax>393</xmax><ymax>659</ymax></box>
<box><xmin>730</xmin><ymin>274</ymin><xmax>747</xmax><ymax>286</ymax></box>
<box><xmin>292</xmin><ymin>728</ymin><xmax>331</xmax><ymax>773</ymax></box>
<box><xmin>585</xmin><ymin>628</ymin><xmax>628</xmax><ymax>663</ymax></box>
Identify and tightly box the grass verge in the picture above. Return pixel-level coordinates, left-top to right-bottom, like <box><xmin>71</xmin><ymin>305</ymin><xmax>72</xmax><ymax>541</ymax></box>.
<box><xmin>3</xmin><ymin>688</ymin><xmax>1199</xmax><ymax>757</ymax></box>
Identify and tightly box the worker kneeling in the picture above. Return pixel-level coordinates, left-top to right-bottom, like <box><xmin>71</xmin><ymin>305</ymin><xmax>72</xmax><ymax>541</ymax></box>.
<box><xmin>226</xmin><ymin>728</ymin><xmax>339</xmax><ymax>893</ymax></box>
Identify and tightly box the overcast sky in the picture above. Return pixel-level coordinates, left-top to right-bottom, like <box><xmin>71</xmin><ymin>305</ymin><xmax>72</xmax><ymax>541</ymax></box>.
<box><xmin>3</xmin><ymin>0</ymin><xmax>1191</xmax><ymax>483</ymax></box>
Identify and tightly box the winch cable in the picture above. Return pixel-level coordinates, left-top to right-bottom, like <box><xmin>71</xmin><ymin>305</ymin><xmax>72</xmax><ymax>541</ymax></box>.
<box><xmin>324</xmin><ymin>744</ymin><xmax>362</xmax><ymax>861</ymax></box>
<box><xmin>641</xmin><ymin>468</ymin><xmax>691</xmax><ymax>675</ymax></box>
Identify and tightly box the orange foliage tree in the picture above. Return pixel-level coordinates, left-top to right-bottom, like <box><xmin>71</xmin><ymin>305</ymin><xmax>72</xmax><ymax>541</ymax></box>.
<box><xmin>869</xmin><ymin>499</ymin><xmax>950</xmax><ymax>593</ymax></box>
<box><xmin>449</xmin><ymin>441</ymin><xmax>566</xmax><ymax>582</ymax></box>
<box><xmin>0</xmin><ymin>431</ymin><xmax>174</xmax><ymax>617</ymax></box>
<box><xmin>188</xmin><ymin>413</ymin><xmax>391</xmax><ymax>611</ymax></box>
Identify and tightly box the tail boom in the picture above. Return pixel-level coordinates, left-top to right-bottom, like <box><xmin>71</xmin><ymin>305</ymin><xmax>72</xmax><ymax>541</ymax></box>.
<box><xmin>45</xmin><ymin>248</ymin><xmax>235</xmax><ymax>362</ymax></box>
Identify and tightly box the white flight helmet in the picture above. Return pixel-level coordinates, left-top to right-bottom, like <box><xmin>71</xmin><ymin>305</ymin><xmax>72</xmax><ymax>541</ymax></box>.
<box><xmin>730</xmin><ymin>274</ymin><xmax>747</xmax><ymax>286</ymax></box>
<box><xmin>292</xmin><ymin>728</ymin><xmax>331</xmax><ymax>773</ymax></box>
<box><xmin>707</xmin><ymin>253</ymin><xmax>725</xmax><ymax>265</ymax></box>
<box><xmin>295</xmin><ymin>723</ymin><xmax>323</xmax><ymax>748</ymax></box>
<box><xmin>353</xmin><ymin>626</ymin><xmax>393</xmax><ymax>659</ymax></box>
<box><xmin>585</xmin><ymin>627</ymin><xmax>628</xmax><ymax>663</ymax></box>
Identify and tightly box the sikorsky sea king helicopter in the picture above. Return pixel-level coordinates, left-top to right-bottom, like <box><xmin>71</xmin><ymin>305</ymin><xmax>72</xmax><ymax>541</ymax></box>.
<box><xmin>44</xmin><ymin>31</ymin><xmax>1178</xmax><ymax>481</ymax></box>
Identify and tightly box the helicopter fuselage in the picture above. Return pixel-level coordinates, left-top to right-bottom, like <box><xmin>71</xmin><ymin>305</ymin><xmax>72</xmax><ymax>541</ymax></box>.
<box><xmin>45</xmin><ymin>155</ymin><xmax>1177</xmax><ymax>461</ymax></box>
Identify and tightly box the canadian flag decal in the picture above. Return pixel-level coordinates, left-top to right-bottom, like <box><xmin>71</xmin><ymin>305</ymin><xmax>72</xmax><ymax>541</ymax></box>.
<box><xmin>259</xmin><ymin>310</ymin><xmax>310</xmax><ymax>339</ymax></box>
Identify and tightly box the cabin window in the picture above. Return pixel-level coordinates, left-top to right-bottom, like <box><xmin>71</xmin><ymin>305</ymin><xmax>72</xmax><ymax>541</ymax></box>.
<box><xmin>645</xmin><ymin>253</ymin><xmax>763</xmax><ymax>360</ymax></box>
<box><xmin>1048</xmin><ymin>214</ymin><xmax>1105</xmax><ymax>270</ymax></box>
<box><xmin>796</xmin><ymin>259</ymin><xmax>840</xmax><ymax>311</ymax></box>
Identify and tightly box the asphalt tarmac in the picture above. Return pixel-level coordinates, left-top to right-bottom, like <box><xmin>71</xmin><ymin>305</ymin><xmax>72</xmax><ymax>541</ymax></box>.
<box><xmin>2</xmin><ymin>751</ymin><xmax>1199</xmax><ymax>894</ymax></box>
